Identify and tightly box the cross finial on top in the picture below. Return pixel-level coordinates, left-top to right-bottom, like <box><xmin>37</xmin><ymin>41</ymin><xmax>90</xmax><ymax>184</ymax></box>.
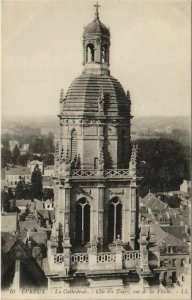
<box><xmin>94</xmin><ymin>2</ymin><xmax>100</xmax><ymax>20</ymax></box>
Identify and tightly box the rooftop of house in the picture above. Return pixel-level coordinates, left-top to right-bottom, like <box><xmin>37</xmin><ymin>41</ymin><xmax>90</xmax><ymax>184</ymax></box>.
<box><xmin>16</xmin><ymin>199</ymin><xmax>33</xmax><ymax>207</ymax></box>
<box><xmin>1</xmin><ymin>236</ymin><xmax>47</xmax><ymax>287</ymax></box>
<box><xmin>37</xmin><ymin>209</ymin><xmax>55</xmax><ymax>221</ymax></box>
<box><xmin>1</xmin><ymin>232</ymin><xmax>18</xmax><ymax>254</ymax></box>
<box><xmin>5</xmin><ymin>166</ymin><xmax>31</xmax><ymax>176</ymax></box>
<box><xmin>140</xmin><ymin>193</ymin><xmax>168</xmax><ymax>211</ymax></box>
<box><xmin>141</xmin><ymin>223</ymin><xmax>189</xmax><ymax>249</ymax></box>
<box><xmin>19</xmin><ymin>220</ymin><xmax>42</xmax><ymax>232</ymax></box>
<box><xmin>28</xmin><ymin>160</ymin><xmax>43</xmax><ymax>165</ymax></box>
<box><xmin>161</xmin><ymin>232</ymin><xmax>188</xmax><ymax>248</ymax></box>
<box><xmin>34</xmin><ymin>199</ymin><xmax>44</xmax><ymax>210</ymax></box>
<box><xmin>2</xmin><ymin>230</ymin><xmax>47</xmax><ymax>255</ymax></box>
<box><xmin>20</xmin><ymin>230</ymin><xmax>47</xmax><ymax>245</ymax></box>
<box><xmin>44</xmin><ymin>199</ymin><xmax>52</xmax><ymax>204</ymax></box>
<box><xmin>170</xmin><ymin>214</ymin><xmax>189</xmax><ymax>226</ymax></box>
<box><xmin>162</xmin><ymin>226</ymin><xmax>190</xmax><ymax>242</ymax></box>
<box><xmin>1</xmin><ymin>212</ymin><xmax>17</xmax><ymax>232</ymax></box>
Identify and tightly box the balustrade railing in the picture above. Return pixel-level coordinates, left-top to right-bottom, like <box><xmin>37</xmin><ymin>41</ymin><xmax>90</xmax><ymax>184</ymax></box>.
<box><xmin>70</xmin><ymin>253</ymin><xmax>89</xmax><ymax>264</ymax></box>
<box><xmin>54</xmin><ymin>254</ymin><xmax>64</xmax><ymax>264</ymax></box>
<box><xmin>97</xmin><ymin>252</ymin><xmax>116</xmax><ymax>263</ymax></box>
<box><xmin>123</xmin><ymin>251</ymin><xmax>140</xmax><ymax>261</ymax></box>
<box><xmin>54</xmin><ymin>251</ymin><xmax>140</xmax><ymax>264</ymax></box>
<box><xmin>71</xmin><ymin>169</ymin><xmax>130</xmax><ymax>178</ymax></box>
<box><xmin>71</xmin><ymin>170</ymin><xmax>97</xmax><ymax>177</ymax></box>
<box><xmin>104</xmin><ymin>169</ymin><xmax>130</xmax><ymax>177</ymax></box>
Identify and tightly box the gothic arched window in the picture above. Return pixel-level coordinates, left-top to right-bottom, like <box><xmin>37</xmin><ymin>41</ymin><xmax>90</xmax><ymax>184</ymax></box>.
<box><xmin>86</xmin><ymin>44</ymin><xmax>94</xmax><ymax>62</ymax></box>
<box><xmin>71</xmin><ymin>129</ymin><xmax>77</xmax><ymax>160</ymax></box>
<box><xmin>75</xmin><ymin>198</ymin><xmax>90</xmax><ymax>245</ymax></box>
<box><xmin>107</xmin><ymin>197</ymin><xmax>122</xmax><ymax>243</ymax></box>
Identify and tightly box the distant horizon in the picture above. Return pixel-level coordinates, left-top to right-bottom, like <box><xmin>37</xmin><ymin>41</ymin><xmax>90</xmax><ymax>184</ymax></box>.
<box><xmin>2</xmin><ymin>113</ymin><xmax>191</xmax><ymax>119</ymax></box>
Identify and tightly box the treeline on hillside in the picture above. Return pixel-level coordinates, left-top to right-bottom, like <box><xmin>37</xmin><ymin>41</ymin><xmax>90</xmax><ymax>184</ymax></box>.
<box><xmin>136</xmin><ymin>138</ymin><xmax>190</xmax><ymax>197</ymax></box>
<box><xmin>1</xmin><ymin>132</ymin><xmax>55</xmax><ymax>168</ymax></box>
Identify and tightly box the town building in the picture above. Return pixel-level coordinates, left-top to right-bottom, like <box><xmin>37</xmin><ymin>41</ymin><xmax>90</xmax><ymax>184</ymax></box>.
<box><xmin>42</xmin><ymin>176</ymin><xmax>54</xmax><ymax>189</ymax></box>
<box><xmin>44</xmin><ymin>165</ymin><xmax>55</xmax><ymax>177</ymax></box>
<box><xmin>5</xmin><ymin>166</ymin><xmax>31</xmax><ymax>188</ymax></box>
<box><xmin>180</xmin><ymin>179</ymin><xmax>191</xmax><ymax>194</ymax></box>
<box><xmin>20</xmin><ymin>143</ymin><xmax>29</xmax><ymax>155</ymax></box>
<box><xmin>9</xmin><ymin>140</ymin><xmax>19</xmax><ymax>152</ymax></box>
<box><xmin>1</xmin><ymin>231</ymin><xmax>47</xmax><ymax>290</ymax></box>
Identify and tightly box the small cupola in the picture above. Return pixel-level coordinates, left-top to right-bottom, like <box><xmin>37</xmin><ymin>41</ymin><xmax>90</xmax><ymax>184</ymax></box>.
<box><xmin>82</xmin><ymin>2</ymin><xmax>110</xmax><ymax>75</ymax></box>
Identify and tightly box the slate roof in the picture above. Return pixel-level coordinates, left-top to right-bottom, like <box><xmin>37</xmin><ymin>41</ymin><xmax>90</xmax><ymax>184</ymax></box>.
<box><xmin>1</xmin><ymin>212</ymin><xmax>17</xmax><ymax>232</ymax></box>
<box><xmin>162</xmin><ymin>226</ymin><xmax>190</xmax><ymax>242</ymax></box>
<box><xmin>2</xmin><ymin>238</ymin><xmax>47</xmax><ymax>286</ymax></box>
<box><xmin>141</xmin><ymin>224</ymin><xmax>189</xmax><ymax>249</ymax></box>
<box><xmin>170</xmin><ymin>214</ymin><xmax>189</xmax><ymax>226</ymax></box>
<box><xmin>160</xmin><ymin>233</ymin><xmax>188</xmax><ymax>248</ymax></box>
<box><xmin>30</xmin><ymin>231</ymin><xmax>47</xmax><ymax>245</ymax></box>
<box><xmin>1</xmin><ymin>232</ymin><xmax>18</xmax><ymax>254</ymax></box>
<box><xmin>37</xmin><ymin>209</ymin><xmax>55</xmax><ymax>221</ymax></box>
<box><xmin>140</xmin><ymin>193</ymin><xmax>167</xmax><ymax>211</ymax></box>
<box><xmin>84</xmin><ymin>16</ymin><xmax>110</xmax><ymax>36</ymax></box>
<box><xmin>61</xmin><ymin>74</ymin><xmax>130</xmax><ymax>117</ymax></box>
<box><xmin>16</xmin><ymin>199</ymin><xmax>34</xmax><ymax>208</ymax></box>
<box><xmin>19</xmin><ymin>220</ymin><xmax>42</xmax><ymax>232</ymax></box>
<box><xmin>34</xmin><ymin>199</ymin><xmax>44</xmax><ymax>210</ymax></box>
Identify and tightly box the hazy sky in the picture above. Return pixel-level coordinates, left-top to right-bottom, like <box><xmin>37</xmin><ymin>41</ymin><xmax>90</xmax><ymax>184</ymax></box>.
<box><xmin>2</xmin><ymin>0</ymin><xmax>191</xmax><ymax>117</ymax></box>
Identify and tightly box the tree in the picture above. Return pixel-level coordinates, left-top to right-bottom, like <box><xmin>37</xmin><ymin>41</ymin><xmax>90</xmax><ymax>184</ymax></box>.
<box><xmin>1</xmin><ymin>190</ymin><xmax>10</xmax><ymax>212</ymax></box>
<box><xmin>24</xmin><ymin>181</ymin><xmax>32</xmax><ymax>200</ymax></box>
<box><xmin>31</xmin><ymin>165</ymin><xmax>43</xmax><ymax>200</ymax></box>
<box><xmin>136</xmin><ymin>138</ymin><xmax>190</xmax><ymax>197</ymax></box>
<box><xmin>18</xmin><ymin>152</ymin><xmax>30</xmax><ymax>166</ymax></box>
<box><xmin>12</xmin><ymin>144</ymin><xmax>20</xmax><ymax>164</ymax></box>
<box><xmin>8</xmin><ymin>188</ymin><xmax>15</xmax><ymax>200</ymax></box>
<box><xmin>43</xmin><ymin>153</ymin><xmax>54</xmax><ymax>166</ymax></box>
<box><xmin>10</xmin><ymin>202</ymin><xmax>21</xmax><ymax>213</ymax></box>
<box><xmin>15</xmin><ymin>178</ymin><xmax>25</xmax><ymax>199</ymax></box>
<box><xmin>43</xmin><ymin>188</ymin><xmax>54</xmax><ymax>200</ymax></box>
<box><xmin>29</xmin><ymin>137</ymin><xmax>45</xmax><ymax>155</ymax></box>
<box><xmin>1</xmin><ymin>147</ymin><xmax>12</xmax><ymax>167</ymax></box>
<box><xmin>44</xmin><ymin>132</ymin><xmax>55</xmax><ymax>153</ymax></box>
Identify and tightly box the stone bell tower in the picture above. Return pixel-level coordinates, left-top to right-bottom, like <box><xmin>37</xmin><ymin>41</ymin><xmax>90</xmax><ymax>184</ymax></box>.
<box><xmin>47</xmin><ymin>3</ymin><xmax>139</xmax><ymax>287</ymax></box>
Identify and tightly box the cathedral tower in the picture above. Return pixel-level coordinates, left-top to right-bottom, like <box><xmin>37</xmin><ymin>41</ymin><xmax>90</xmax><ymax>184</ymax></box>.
<box><xmin>47</xmin><ymin>3</ymin><xmax>139</xmax><ymax>288</ymax></box>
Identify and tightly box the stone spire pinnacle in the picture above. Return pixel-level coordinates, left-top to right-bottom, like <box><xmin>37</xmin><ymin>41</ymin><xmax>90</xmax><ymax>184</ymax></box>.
<box><xmin>129</xmin><ymin>144</ymin><xmax>138</xmax><ymax>176</ymax></box>
<box><xmin>94</xmin><ymin>2</ymin><xmax>100</xmax><ymax>20</ymax></box>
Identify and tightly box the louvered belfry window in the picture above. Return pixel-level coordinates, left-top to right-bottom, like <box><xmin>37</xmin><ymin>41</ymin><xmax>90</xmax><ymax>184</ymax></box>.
<box><xmin>71</xmin><ymin>129</ymin><xmax>77</xmax><ymax>160</ymax></box>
